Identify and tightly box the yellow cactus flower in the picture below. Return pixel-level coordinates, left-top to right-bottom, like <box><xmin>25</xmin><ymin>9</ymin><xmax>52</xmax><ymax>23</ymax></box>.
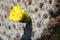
<box><xmin>9</xmin><ymin>5</ymin><xmax>25</xmax><ymax>22</ymax></box>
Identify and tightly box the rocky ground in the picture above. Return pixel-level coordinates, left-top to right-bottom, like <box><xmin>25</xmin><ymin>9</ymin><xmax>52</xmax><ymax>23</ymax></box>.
<box><xmin>0</xmin><ymin>0</ymin><xmax>60</xmax><ymax>40</ymax></box>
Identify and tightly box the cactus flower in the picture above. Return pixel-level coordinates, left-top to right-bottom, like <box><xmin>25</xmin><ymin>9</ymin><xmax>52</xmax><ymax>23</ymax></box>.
<box><xmin>9</xmin><ymin>4</ymin><xmax>31</xmax><ymax>23</ymax></box>
<box><xmin>9</xmin><ymin>5</ymin><xmax>25</xmax><ymax>22</ymax></box>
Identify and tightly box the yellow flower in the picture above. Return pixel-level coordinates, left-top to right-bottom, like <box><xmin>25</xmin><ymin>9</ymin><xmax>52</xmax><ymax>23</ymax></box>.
<box><xmin>9</xmin><ymin>5</ymin><xmax>25</xmax><ymax>22</ymax></box>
